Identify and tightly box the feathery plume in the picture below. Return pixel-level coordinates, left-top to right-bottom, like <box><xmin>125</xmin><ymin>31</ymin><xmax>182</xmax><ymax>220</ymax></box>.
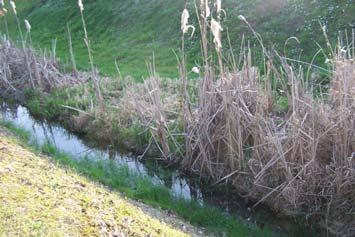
<box><xmin>10</xmin><ymin>1</ymin><xmax>16</xmax><ymax>15</ymax></box>
<box><xmin>0</xmin><ymin>1</ymin><xmax>6</xmax><ymax>16</ymax></box>
<box><xmin>181</xmin><ymin>9</ymin><xmax>195</xmax><ymax>37</ymax></box>
<box><xmin>192</xmin><ymin>67</ymin><xmax>200</xmax><ymax>74</ymax></box>
<box><xmin>216</xmin><ymin>0</ymin><xmax>222</xmax><ymax>14</ymax></box>
<box><xmin>24</xmin><ymin>19</ymin><xmax>31</xmax><ymax>33</ymax></box>
<box><xmin>78</xmin><ymin>0</ymin><xmax>84</xmax><ymax>13</ymax></box>
<box><xmin>205</xmin><ymin>3</ymin><xmax>210</xmax><ymax>18</ymax></box>
<box><xmin>211</xmin><ymin>18</ymin><xmax>223</xmax><ymax>48</ymax></box>
<box><xmin>200</xmin><ymin>0</ymin><xmax>210</xmax><ymax>18</ymax></box>
<box><xmin>181</xmin><ymin>9</ymin><xmax>189</xmax><ymax>33</ymax></box>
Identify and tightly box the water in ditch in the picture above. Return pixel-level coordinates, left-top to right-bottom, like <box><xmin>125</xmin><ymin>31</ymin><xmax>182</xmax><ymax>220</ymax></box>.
<box><xmin>0</xmin><ymin>101</ymin><xmax>312</xmax><ymax>236</ymax></box>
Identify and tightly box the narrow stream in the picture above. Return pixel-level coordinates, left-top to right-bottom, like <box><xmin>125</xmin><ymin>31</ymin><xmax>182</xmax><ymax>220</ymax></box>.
<box><xmin>0</xmin><ymin>102</ymin><xmax>310</xmax><ymax>236</ymax></box>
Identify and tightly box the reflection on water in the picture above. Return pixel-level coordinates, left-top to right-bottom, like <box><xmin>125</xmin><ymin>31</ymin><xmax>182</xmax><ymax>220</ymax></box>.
<box><xmin>0</xmin><ymin>103</ymin><xmax>203</xmax><ymax>202</ymax></box>
<box><xmin>1</xmin><ymin>102</ymin><xmax>310</xmax><ymax>236</ymax></box>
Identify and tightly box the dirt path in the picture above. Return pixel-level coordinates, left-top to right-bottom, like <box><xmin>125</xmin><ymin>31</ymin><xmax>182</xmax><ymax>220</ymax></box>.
<box><xmin>0</xmin><ymin>127</ymin><xmax>207</xmax><ymax>237</ymax></box>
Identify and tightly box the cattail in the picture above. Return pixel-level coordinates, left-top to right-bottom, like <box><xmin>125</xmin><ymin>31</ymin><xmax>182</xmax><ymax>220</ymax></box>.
<box><xmin>192</xmin><ymin>66</ymin><xmax>200</xmax><ymax>74</ymax></box>
<box><xmin>78</xmin><ymin>0</ymin><xmax>84</xmax><ymax>13</ymax></box>
<box><xmin>181</xmin><ymin>9</ymin><xmax>195</xmax><ymax>37</ymax></box>
<box><xmin>205</xmin><ymin>3</ymin><xmax>210</xmax><ymax>18</ymax></box>
<box><xmin>10</xmin><ymin>1</ymin><xmax>16</xmax><ymax>14</ymax></box>
<box><xmin>181</xmin><ymin>9</ymin><xmax>189</xmax><ymax>33</ymax></box>
<box><xmin>24</xmin><ymin>19</ymin><xmax>31</xmax><ymax>32</ymax></box>
<box><xmin>216</xmin><ymin>0</ymin><xmax>222</xmax><ymax>14</ymax></box>
<box><xmin>199</xmin><ymin>0</ymin><xmax>210</xmax><ymax>18</ymax></box>
<box><xmin>211</xmin><ymin>18</ymin><xmax>223</xmax><ymax>48</ymax></box>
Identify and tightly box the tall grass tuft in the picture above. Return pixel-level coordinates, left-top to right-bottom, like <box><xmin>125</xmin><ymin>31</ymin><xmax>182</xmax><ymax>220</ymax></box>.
<box><xmin>66</xmin><ymin>22</ymin><xmax>77</xmax><ymax>73</ymax></box>
<box><xmin>77</xmin><ymin>0</ymin><xmax>104</xmax><ymax>113</ymax></box>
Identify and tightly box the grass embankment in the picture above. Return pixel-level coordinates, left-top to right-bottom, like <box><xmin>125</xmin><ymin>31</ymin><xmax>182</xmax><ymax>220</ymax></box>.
<box><xmin>0</xmin><ymin>121</ymin><xmax>277</xmax><ymax>237</ymax></box>
<box><xmin>0</xmin><ymin>126</ymin><xmax>192</xmax><ymax>236</ymax></box>
<box><xmin>2</xmin><ymin>0</ymin><xmax>354</xmax><ymax>78</ymax></box>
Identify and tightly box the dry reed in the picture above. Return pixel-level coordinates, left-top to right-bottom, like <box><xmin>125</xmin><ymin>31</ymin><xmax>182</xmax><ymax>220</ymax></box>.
<box><xmin>174</xmin><ymin>1</ymin><xmax>355</xmax><ymax>235</ymax></box>
<box><xmin>0</xmin><ymin>37</ymin><xmax>87</xmax><ymax>95</ymax></box>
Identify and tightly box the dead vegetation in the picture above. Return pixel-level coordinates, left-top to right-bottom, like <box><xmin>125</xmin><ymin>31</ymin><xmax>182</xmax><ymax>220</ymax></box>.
<box><xmin>113</xmin><ymin>43</ymin><xmax>355</xmax><ymax>235</ymax></box>
<box><xmin>0</xmin><ymin>37</ymin><xmax>87</xmax><ymax>96</ymax></box>
<box><xmin>117</xmin><ymin>2</ymin><xmax>354</xmax><ymax>234</ymax></box>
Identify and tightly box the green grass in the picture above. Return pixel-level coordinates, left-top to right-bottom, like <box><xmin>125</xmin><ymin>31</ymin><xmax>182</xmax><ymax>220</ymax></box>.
<box><xmin>0</xmin><ymin>120</ymin><xmax>31</xmax><ymax>141</ymax></box>
<box><xmin>23</xmin><ymin>89</ymin><xmax>69</xmax><ymax>120</ymax></box>
<box><xmin>1</xmin><ymin>0</ymin><xmax>353</xmax><ymax>79</ymax></box>
<box><xmin>1</xmin><ymin>0</ymin><xmax>184</xmax><ymax>79</ymax></box>
<box><xmin>0</xmin><ymin>120</ymin><xmax>283</xmax><ymax>237</ymax></box>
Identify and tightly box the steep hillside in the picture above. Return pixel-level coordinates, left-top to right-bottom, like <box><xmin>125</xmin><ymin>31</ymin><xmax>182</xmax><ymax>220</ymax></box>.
<box><xmin>1</xmin><ymin>0</ymin><xmax>184</xmax><ymax>78</ymax></box>
<box><xmin>1</xmin><ymin>0</ymin><xmax>354</xmax><ymax>78</ymax></box>
<box><xmin>0</xmin><ymin>126</ymin><xmax>196</xmax><ymax>237</ymax></box>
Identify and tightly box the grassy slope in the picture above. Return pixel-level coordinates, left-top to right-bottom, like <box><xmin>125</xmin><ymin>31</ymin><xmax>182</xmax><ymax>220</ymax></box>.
<box><xmin>0</xmin><ymin>121</ymin><xmax>279</xmax><ymax>237</ymax></box>
<box><xmin>1</xmin><ymin>0</ymin><xmax>354</xmax><ymax>79</ymax></box>
<box><xmin>2</xmin><ymin>0</ymin><xmax>184</xmax><ymax>79</ymax></box>
<box><xmin>0</xmin><ymin>127</ymin><xmax>191</xmax><ymax>237</ymax></box>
